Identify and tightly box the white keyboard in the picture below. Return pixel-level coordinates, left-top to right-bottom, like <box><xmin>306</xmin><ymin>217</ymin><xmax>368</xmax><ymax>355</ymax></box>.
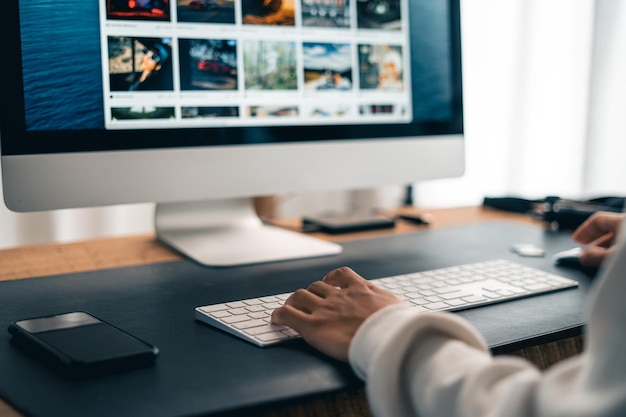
<box><xmin>195</xmin><ymin>260</ymin><xmax>579</xmax><ymax>347</ymax></box>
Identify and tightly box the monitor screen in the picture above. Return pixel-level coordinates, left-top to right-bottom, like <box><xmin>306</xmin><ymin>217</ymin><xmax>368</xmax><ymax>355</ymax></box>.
<box><xmin>1</xmin><ymin>0</ymin><xmax>464</xmax><ymax>266</ymax></box>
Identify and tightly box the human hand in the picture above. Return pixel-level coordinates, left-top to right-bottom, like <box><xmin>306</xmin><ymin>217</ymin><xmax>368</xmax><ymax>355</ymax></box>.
<box><xmin>572</xmin><ymin>211</ymin><xmax>625</xmax><ymax>267</ymax></box>
<box><xmin>271</xmin><ymin>267</ymin><xmax>402</xmax><ymax>361</ymax></box>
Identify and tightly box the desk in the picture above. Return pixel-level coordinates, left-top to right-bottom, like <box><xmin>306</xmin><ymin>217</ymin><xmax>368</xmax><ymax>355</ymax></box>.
<box><xmin>0</xmin><ymin>206</ymin><xmax>584</xmax><ymax>417</ymax></box>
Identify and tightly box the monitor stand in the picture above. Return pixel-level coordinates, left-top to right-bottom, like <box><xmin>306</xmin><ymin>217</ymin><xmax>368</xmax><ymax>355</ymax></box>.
<box><xmin>155</xmin><ymin>198</ymin><xmax>343</xmax><ymax>267</ymax></box>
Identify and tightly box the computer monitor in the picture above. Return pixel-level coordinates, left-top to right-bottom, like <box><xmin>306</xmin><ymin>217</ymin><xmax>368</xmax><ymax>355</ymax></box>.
<box><xmin>0</xmin><ymin>0</ymin><xmax>464</xmax><ymax>267</ymax></box>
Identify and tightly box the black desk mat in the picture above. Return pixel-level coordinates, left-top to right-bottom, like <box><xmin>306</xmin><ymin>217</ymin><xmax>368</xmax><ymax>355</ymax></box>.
<box><xmin>0</xmin><ymin>221</ymin><xmax>595</xmax><ymax>417</ymax></box>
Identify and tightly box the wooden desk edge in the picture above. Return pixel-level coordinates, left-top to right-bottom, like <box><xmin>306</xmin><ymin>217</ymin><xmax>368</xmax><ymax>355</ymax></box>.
<box><xmin>0</xmin><ymin>206</ymin><xmax>540</xmax><ymax>282</ymax></box>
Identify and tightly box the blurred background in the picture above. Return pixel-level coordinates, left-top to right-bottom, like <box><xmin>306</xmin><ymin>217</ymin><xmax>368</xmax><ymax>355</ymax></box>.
<box><xmin>1</xmin><ymin>0</ymin><xmax>625</xmax><ymax>249</ymax></box>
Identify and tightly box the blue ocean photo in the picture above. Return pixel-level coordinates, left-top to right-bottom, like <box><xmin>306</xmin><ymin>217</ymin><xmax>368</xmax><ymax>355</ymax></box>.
<box><xmin>21</xmin><ymin>0</ymin><xmax>104</xmax><ymax>130</ymax></box>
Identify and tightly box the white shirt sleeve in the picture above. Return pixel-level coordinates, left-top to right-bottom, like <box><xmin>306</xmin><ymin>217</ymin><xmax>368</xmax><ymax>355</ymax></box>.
<box><xmin>349</xmin><ymin>235</ymin><xmax>626</xmax><ymax>417</ymax></box>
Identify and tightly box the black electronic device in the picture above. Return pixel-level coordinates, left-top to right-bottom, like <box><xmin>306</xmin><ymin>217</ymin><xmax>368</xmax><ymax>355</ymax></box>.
<box><xmin>553</xmin><ymin>247</ymin><xmax>599</xmax><ymax>278</ymax></box>
<box><xmin>396</xmin><ymin>213</ymin><xmax>430</xmax><ymax>225</ymax></box>
<box><xmin>302</xmin><ymin>214</ymin><xmax>396</xmax><ymax>234</ymax></box>
<box><xmin>8</xmin><ymin>311</ymin><xmax>159</xmax><ymax>379</ymax></box>
<box><xmin>483</xmin><ymin>195</ymin><xmax>625</xmax><ymax>230</ymax></box>
<box><xmin>0</xmin><ymin>0</ymin><xmax>465</xmax><ymax>267</ymax></box>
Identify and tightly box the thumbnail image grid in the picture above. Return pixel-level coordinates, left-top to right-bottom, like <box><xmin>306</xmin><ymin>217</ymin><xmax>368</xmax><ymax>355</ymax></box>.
<box><xmin>104</xmin><ymin>0</ymin><xmax>408</xmax><ymax>124</ymax></box>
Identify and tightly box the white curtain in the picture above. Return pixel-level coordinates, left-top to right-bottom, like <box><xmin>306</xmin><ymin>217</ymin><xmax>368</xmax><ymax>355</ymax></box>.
<box><xmin>413</xmin><ymin>0</ymin><xmax>626</xmax><ymax>208</ymax></box>
<box><xmin>1</xmin><ymin>0</ymin><xmax>625</xmax><ymax>249</ymax></box>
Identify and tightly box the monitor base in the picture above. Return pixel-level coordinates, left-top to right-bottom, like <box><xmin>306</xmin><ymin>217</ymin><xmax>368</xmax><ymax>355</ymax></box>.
<box><xmin>155</xmin><ymin>198</ymin><xmax>342</xmax><ymax>267</ymax></box>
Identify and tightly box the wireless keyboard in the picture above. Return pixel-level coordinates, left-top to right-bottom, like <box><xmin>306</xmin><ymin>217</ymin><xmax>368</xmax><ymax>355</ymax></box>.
<box><xmin>195</xmin><ymin>260</ymin><xmax>579</xmax><ymax>347</ymax></box>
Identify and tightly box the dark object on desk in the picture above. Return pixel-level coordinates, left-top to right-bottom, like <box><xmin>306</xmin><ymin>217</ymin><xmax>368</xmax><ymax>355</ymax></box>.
<box><xmin>8</xmin><ymin>311</ymin><xmax>159</xmax><ymax>379</ymax></box>
<box><xmin>483</xmin><ymin>196</ymin><xmax>540</xmax><ymax>213</ymax></box>
<box><xmin>553</xmin><ymin>247</ymin><xmax>600</xmax><ymax>278</ymax></box>
<box><xmin>302</xmin><ymin>214</ymin><xmax>396</xmax><ymax>234</ymax></box>
<box><xmin>483</xmin><ymin>195</ymin><xmax>625</xmax><ymax>231</ymax></box>
<box><xmin>395</xmin><ymin>213</ymin><xmax>430</xmax><ymax>225</ymax></box>
<box><xmin>541</xmin><ymin>196</ymin><xmax>624</xmax><ymax>230</ymax></box>
<box><xmin>403</xmin><ymin>184</ymin><xmax>415</xmax><ymax>205</ymax></box>
<box><xmin>553</xmin><ymin>247</ymin><xmax>583</xmax><ymax>266</ymax></box>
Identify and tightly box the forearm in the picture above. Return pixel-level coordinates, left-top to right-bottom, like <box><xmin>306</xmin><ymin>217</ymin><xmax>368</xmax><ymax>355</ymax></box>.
<box><xmin>350</xmin><ymin>305</ymin><xmax>542</xmax><ymax>417</ymax></box>
<box><xmin>406</xmin><ymin>333</ymin><xmax>541</xmax><ymax>417</ymax></box>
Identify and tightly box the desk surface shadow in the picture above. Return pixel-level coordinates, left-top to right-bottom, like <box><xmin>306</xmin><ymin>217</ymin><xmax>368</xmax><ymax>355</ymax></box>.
<box><xmin>0</xmin><ymin>221</ymin><xmax>594</xmax><ymax>417</ymax></box>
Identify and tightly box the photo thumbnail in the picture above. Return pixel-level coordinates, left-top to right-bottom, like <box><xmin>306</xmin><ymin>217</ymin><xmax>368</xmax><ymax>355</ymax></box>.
<box><xmin>247</xmin><ymin>105</ymin><xmax>299</xmax><ymax>117</ymax></box>
<box><xmin>176</xmin><ymin>0</ymin><xmax>235</xmax><ymax>24</ymax></box>
<box><xmin>303</xmin><ymin>43</ymin><xmax>352</xmax><ymax>91</ymax></box>
<box><xmin>108</xmin><ymin>37</ymin><xmax>174</xmax><ymax>92</ymax></box>
<box><xmin>107</xmin><ymin>0</ymin><xmax>171</xmax><ymax>21</ymax></box>
<box><xmin>356</xmin><ymin>0</ymin><xmax>401</xmax><ymax>30</ymax></box>
<box><xmin>111</xmin><ymin>106</ymin><xmax>175</xmax><ymax>120</ymax></box>
<box><xmin>242</xmin><ymin>0</ymin><xmax>295</xmax><ymax>26</ymax></box>
<box><xmin>302</xmin><ymin>0</ymin><xmax>350</xmax><ymax>28</ymax></box>
<box><xmin>359</xmin><ymin>103</ymin><xmax>395</xmax><ymax>115</ymax></box>
<box><xmin>182</xmin><ymin>106</ymin><xmax>240</xmax><ymax>118</ymax></box>
<box><xmin>308</xmin><ymin>103</ymin><xmax>351</xmax><ymax>117</ymax></box>
<box><xmin>243</xmin><ymin>41</ymin><xmax>297</xmax><ymax>91</ymax></box>
<box><xmin>358</xmin><ymin>44</ymin><xmax>404</xmax><ymax>91</ymax></box>
<box><xmin>179</xmin><ymin>39</ymin><xmax>238</xmax><ymax>91</ymax></box>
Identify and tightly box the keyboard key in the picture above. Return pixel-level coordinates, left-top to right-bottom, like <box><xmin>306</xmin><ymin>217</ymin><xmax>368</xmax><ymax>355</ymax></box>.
<box><xmin>226</xmin><ymin>301</ymin><xmax>247</xmax><ymax>309</ymax></box>
<box><xmin>444</xmin><ymin>298</ymin><xmax>468</xmax><ymax>307</ymax></box>
<box><xmin>211</xmin><ymin>310</ymin><xmax>231</xmax><ymax>318</ymax></box>
<box><xmin>257</xmin><ymin>331</ymin><xmax>290</xmax><ymax>342</ymax></box>
<box><xmin>199</xmin><ymin>304</ymin><xmax>228</xmax><ymax>313</ymax></box>
<box><xmin>440</xmin><ymin>291</ymin><xmax>472</xmax><ymax>300</ymax></box>
<box><xmin>227</xmin><ymin>308</ymin><xmax>248</xmax><ymax>315</ymax></box>
<box><xmin>233</xmin><ymin>319</ymin><xmax>267</xmax><ymax>330</ymax></box>
<box><xmin>424</xmin><ymin>301</ymin><xmax>449</xmax><ymax>310</ymax></box>
<box><xmin>245</xmin><ymin>325</ymin><xmax>286</xmax><ymax>336</ymax></box>
<box><xmin>221</xmin><ymin>315</ymin><xmax>250</xmax><ymax>324</ymax></box>
<box><xmin>462</xmin><ymin>295</ymin><xmax>487</xmax><ymax>303</ymax></box>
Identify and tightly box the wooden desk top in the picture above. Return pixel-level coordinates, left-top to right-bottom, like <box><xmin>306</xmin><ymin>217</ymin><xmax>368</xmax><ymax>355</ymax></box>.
<box><xmin>0</xmin><ymin>206</ymin><xmax>581</xmax><ymax>417</ymax></box>
<box><xmin>0</xmin><ymin>206</ymin><xmax>539</xmax><ymax>282</ymax></box>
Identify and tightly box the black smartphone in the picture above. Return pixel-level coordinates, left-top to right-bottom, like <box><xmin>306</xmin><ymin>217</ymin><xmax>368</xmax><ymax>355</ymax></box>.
<box><xmin>8</xmin><ymin>311</ymin><xmax>159</xmax><ymax>379</ymax></box>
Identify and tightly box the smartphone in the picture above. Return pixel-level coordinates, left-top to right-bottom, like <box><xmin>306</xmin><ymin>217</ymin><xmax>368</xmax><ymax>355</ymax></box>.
<box><xmin>8</xmin><ymin>311</ymin><xmax>159</xmax><ymax>379</ymax></box>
